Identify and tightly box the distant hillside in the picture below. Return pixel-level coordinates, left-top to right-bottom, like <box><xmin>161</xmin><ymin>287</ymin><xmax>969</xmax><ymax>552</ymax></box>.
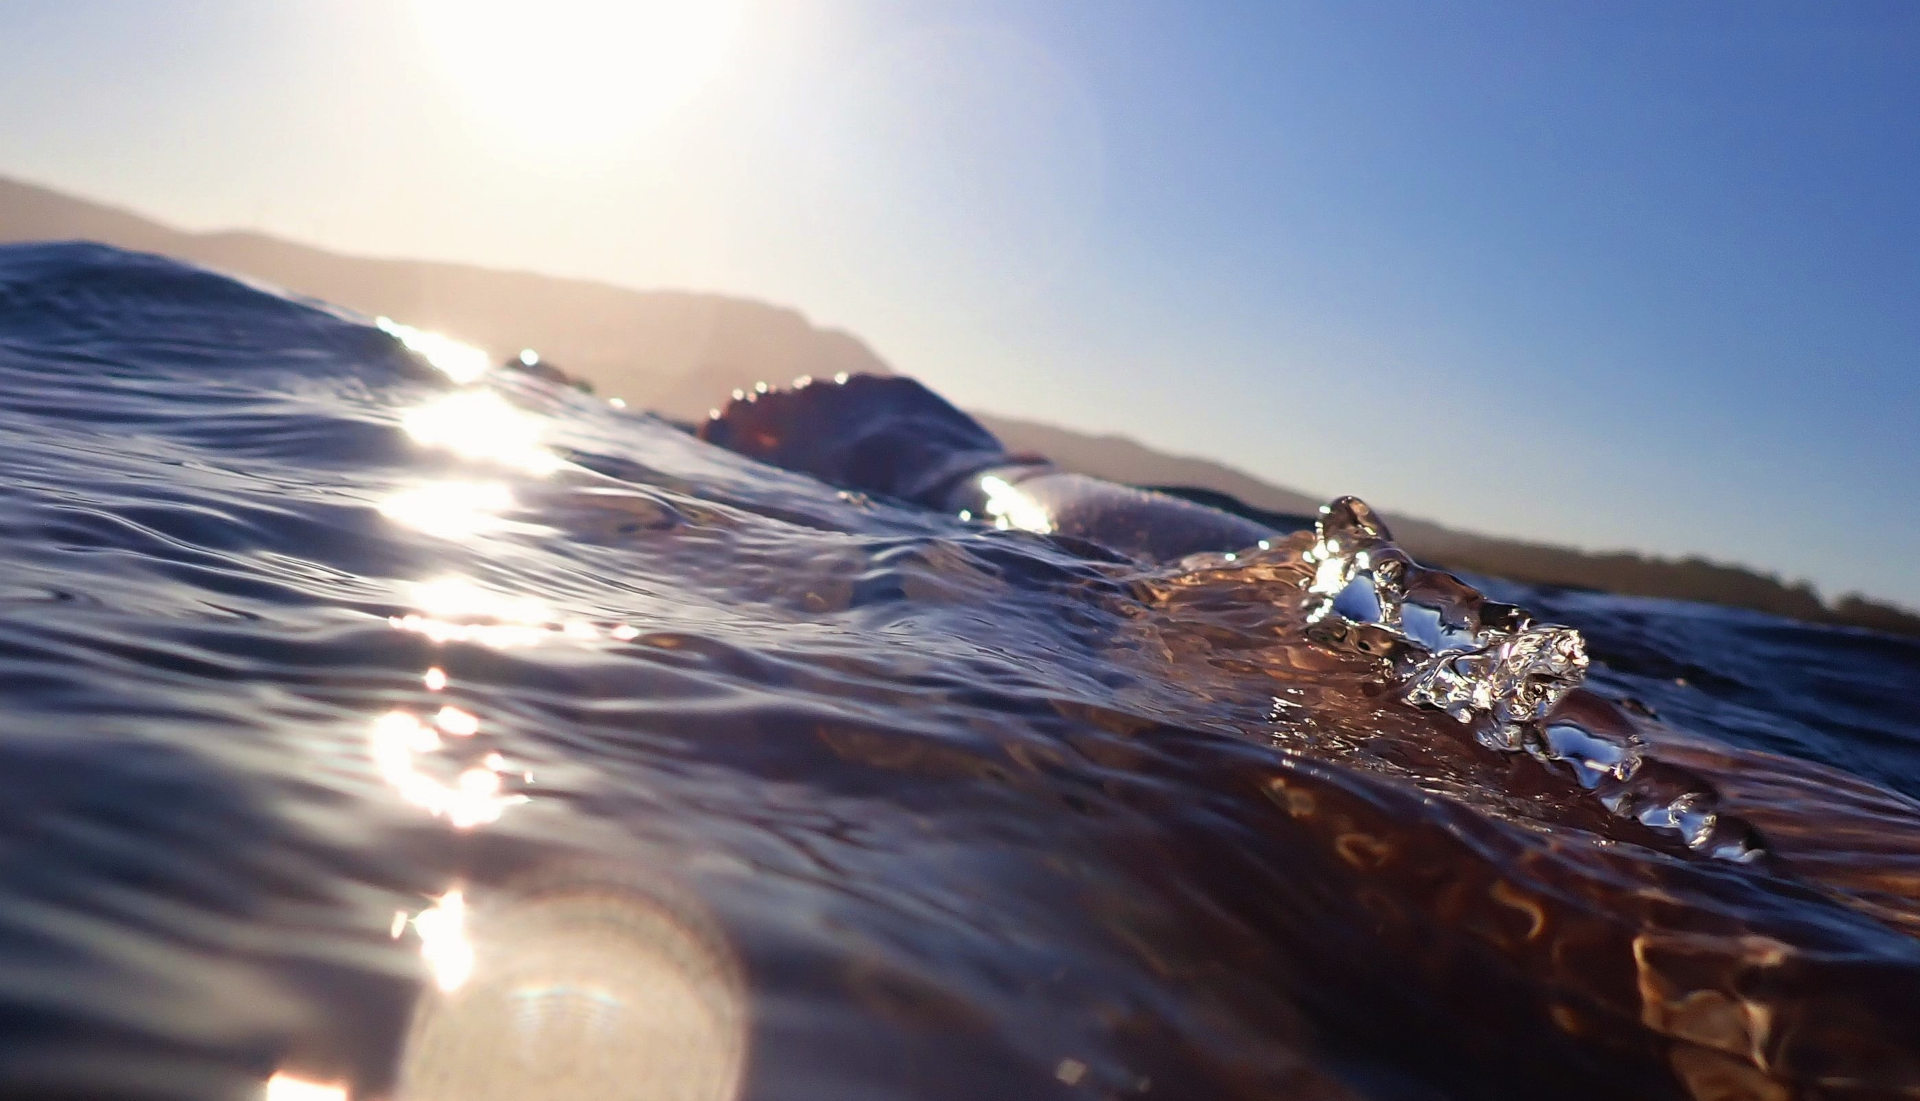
<box><xmin>0</xmin><ymin>176</ymin><xmax>890</xmax><ymax>418</ymax></box>
<box><xmin>4</xmin><ymin>173</ymin><xmax>1914</xmax><ymax>637</ymax></box>
<box><xmin>978</xmin><ymin>413</ymin><xmax>1326</xmax><ymax>518</ymax></box>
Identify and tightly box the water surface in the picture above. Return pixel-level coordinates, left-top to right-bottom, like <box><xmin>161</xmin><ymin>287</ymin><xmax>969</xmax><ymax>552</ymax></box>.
<box><xmin>1</xmin><ymin>243</ymin><xmax>1918</xmax><ymax>1100</ymax></box>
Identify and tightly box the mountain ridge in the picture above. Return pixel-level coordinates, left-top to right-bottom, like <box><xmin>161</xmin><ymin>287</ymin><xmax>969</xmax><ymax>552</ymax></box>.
<box><xmin>4</xmin><ymin>173</ymin><xmax>1913</xmax><ymax>636</ymax></box>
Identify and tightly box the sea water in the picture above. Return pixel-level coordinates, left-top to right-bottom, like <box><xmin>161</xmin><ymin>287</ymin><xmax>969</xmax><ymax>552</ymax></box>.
<box><xmin>1</xmin><ymin>243</ymin><xmax>1918</xmax><ymax>1100</ymax></box>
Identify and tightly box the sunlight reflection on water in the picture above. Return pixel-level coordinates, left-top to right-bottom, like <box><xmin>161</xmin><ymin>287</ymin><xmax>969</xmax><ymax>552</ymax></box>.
<box><xmin>377</xmin><ymin>317</ymin><xmax>492</xmax><ymax>384</ymax></box>
<box><xmin>366</xmin><ymin>709</ymin><xmax>527</xmax><ymax>829</ymax></box>
<box><xmin>379</xmin><ymin>481</ymin><xmax>519</xmax><ymax>540</ymax></box>
<box><xmin>978</xmin><ymin>472</ymin><xmax>1054</xmax><ymax>534</ymax></box>
<box><xmin>401</xmin><ymin>389</ymin><xmax>563</xmax><ymax>476</ymax></box>
<box><xmin>264</xmin><ymin>1072</ymin><xmax>349</xmax><ymax>1101</ymax></box>
<box><xmin>365</xmin><ymin>577</ymin><xmax>548</xmax><ymax>828</ymax></box>
<box><xmin>410</xmin><ymin>888</ymin><xmax>477</xmax><ymax>994</ymax></box>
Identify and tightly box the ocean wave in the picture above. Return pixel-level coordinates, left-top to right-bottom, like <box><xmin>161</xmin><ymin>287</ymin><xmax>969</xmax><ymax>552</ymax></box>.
<box><xmin>0</xmin><ymin>243</ymin><xmax>1917</xmax><ymax>1100</ymax></box>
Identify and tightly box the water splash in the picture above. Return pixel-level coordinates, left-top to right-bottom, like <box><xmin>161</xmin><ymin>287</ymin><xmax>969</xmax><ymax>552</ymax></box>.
<box><xmin>1299</xmin><ymin>497</ymin><xmax>1763</xmax><ymax>861</ymax></box>
<box><xmin>1302</xmin><ymin>497</ymin><xmax>1589</xmax><ymax>748</ymax></box>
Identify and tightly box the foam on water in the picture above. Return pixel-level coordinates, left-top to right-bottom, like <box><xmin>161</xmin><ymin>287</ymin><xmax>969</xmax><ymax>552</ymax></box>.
<box><xmin>2</xmin><ymin>243</ymin><xmax>1920</xmax><ymax>1100</ymax></box>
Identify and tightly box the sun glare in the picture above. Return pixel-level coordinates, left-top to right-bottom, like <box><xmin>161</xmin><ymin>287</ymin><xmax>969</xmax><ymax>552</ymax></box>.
<box><xmin>412</xmin><ymin>0</ymin><xmax>744</xmax><ymax>153</ymax></box>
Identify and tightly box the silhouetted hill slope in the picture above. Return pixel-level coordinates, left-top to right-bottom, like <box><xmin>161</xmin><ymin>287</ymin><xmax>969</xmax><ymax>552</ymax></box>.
<box><xmin>0</xmin><ymin>176</ymin><xmax>891</xmax><ymax>416</ymax></box>
<box><xmin>4</xmin><ymin>174</ymin><xmax>1914</xmax><ymax>636</ymax></box>
<box><xmin>977</xmin><ymin>413</ymin><xmax>1326</xmax><ymax>518</ymax></box>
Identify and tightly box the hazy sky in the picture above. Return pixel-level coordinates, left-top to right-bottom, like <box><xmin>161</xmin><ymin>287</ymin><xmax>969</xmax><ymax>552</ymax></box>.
<box><xmin>2</xmin><ymin>1</ymin><xmax>1916</xmax><ymax>606</ymax></box>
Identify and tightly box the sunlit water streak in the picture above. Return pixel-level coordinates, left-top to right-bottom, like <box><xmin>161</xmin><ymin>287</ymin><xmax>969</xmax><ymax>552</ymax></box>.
<box><xmin>0</xmin><ymin>243</ymin><xmax>1917</xmax><ymax>1100</ymax></box>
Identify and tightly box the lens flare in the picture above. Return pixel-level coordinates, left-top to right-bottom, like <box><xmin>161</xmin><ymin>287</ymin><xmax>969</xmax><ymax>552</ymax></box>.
<box><xmin>396</xmin><ymin>875</ymin><xmax>746</xmax><ymax>1101</ymax></box>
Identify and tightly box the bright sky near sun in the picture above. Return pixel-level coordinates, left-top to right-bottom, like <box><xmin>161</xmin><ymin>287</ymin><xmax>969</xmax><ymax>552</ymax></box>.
<box><xmin>0</xmin><ymin>1</ymin><xmax>1915</xmax><ymax>605</ymax></box>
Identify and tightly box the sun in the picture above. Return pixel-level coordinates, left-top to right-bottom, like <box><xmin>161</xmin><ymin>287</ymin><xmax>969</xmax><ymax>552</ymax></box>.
<box><xmin>411</xmin><ymin>0</ymin><xmax>744</xmax><ymax>154</ymax></box>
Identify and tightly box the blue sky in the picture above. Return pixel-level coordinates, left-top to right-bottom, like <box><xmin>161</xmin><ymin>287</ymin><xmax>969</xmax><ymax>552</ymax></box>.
<box><xmin>1</xmin><ymin>1</ymin><xmax>1915</xmax><ymax>606</ymax></box>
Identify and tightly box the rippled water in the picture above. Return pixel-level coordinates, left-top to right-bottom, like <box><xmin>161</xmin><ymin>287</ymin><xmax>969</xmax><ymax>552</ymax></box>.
<box><xmin>2</xmin><ymin>242</ymin><xmax>1918</xmax><ymax>1101</ymax></box>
